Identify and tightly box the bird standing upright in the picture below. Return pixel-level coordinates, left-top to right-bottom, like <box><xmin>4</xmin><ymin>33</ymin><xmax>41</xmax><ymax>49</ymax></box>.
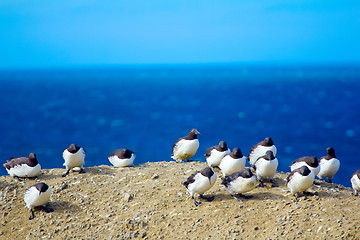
<box><xmin>171</xmin><ymin>129</ymin><xmax>200</xmax><ymax>162</ymax></box>
<box><xmin>62</xmin><ymin>144</ymin><xmax>86</xmax><ymax>177</ymax></box>
<box><xmin>183</xmin><ymin>167</ymin><xmax>217</xmax><ymax>206</ymax></box>
<box><xmin>317</xmin><ymin>147</ymin><xmax>340</xmax><ymax>183</ymax></box>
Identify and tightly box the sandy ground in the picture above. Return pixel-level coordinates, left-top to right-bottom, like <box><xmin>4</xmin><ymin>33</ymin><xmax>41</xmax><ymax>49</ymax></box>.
<box><xmin>0</xmin><ymin>161</ymin><xmax>359</xmax><ymax>240</ymax></box>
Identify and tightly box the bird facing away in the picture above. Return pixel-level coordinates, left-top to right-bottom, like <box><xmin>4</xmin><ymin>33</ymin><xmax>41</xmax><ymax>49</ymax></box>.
<box><xmin>3</xmin><ymin>153</ymin><xmax>41</xmax><ymax>179</ymax></box>
<box><xmin>62</xmin><ymin>144</ymin><xmax>86</xmax><ymax>177</ymax></box>
<box><xmin>317</xmin><ymin>147</ymin><xmax>340</xmax><ymax>183</ymax></box>
<box><xmin>171</xmin><ymin>129</ymin><xmax>200</xmax><ymax>162</ymax></box>
<box><xmin>183</xmin><ymin>167</ymin><xmax>217</xmax><ymax>206</ymax></box>
<box><xmin>24</xmin><ymin>182</ymin><xmax>53</xmax><ymax>220</ymax></box>
<box><xmin>248</xmin><ymin>137</ymin><xmax>277</xmax><ymax>167</ymax></box>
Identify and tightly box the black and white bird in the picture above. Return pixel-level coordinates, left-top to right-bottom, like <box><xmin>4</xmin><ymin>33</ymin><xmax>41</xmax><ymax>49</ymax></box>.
<box><xmin>62</xmin><ymin>144</ymin><xmax>86</xmax><ymax>177</ymax></box>
<box><xmin>108</xmin><ymin>148</ymin><xmax>135</xmax><ymax>167</ymax></box>
<box><xmin>221</xmin><ymin>168</ymin><xmax>257</xmax><ymax>201</ymax></box>
<box><xmin>3</xmin><ymin>153</ymin><xmax>41</xmax><ymax>179</ymax></box>
<box><xmin>254</xmin><ymin>151</ymin><xmax>278</xmax><ymax>187</ymax></box>
<box><xmin>350</xmin><ymin>169</ymin><xmax>360</xmax><ymax>196</ymax></box>
<box><xmin>219</xmin><ymin>148</ymin><xmax>246</xmax><ymax>177</ymax></box>
<box><xmin>248</xmin><ymin>137</ymin><xmax>277</xmax><ymax>167</ymax></box>
<box><xmin>183</xmin><ymin>167</ymin><xmax>217</xmax><ymax>206</ymax></box>
<box><xmin>171</xmin><ymin>129</ymin><xmax>200</xmax><ymax>162</ymax></box>
<box><xmin>290</xmin><ymin>156</ymin><xmax>320</xmax><ymax>176</ymax></box>
<box><xmin>317</xmin><ymin>147</ymin><xmax>340</xmax><ymax>183</ymax></box>
<box><xmin>287</xmin><ymin>166</ymin><xmax>315</xmax><ymax>201</ymax></box>
<box><xmin>205</xmin><ymin>141</ymin><xmax>231</xmax><ymax>168</ymax></box>
<box><xmin>24</xmin><ymin>182</ymin><xmax>53</xmax><ymax>220</ymax></box>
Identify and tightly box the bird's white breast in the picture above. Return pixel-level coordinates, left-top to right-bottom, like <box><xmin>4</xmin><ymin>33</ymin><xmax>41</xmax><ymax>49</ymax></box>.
<box><xmin>219</xmin><ymin>155</ymin><xmax>246</xmax><ymax>177</ymax></box>
<box><xmin>172</xmin><ymin>139</ymin><xmax>199</xmax><ymax>161</ymax></box>
<box><xmin>24</xmin><ymin>187</ymin><xmax>51</xmax><ymax>209</ymax></box>
<box><xmin>255</xmin><ymin>158</ymin><xmax>278</xmax><ymax>179</ymax></box>
<box><xmin>7</xmin><ymin>163</ymin><xmax>41</xmax><ymax>178</ymax></box>
<box><xmin>317</xmin><ymin>158</ymin><xmax>340</xmax><ymax>179</ymax></box>
<box><xmin>351</xmin><ymin>175</ymin><xmax>360</xmax><ymax>192</ymax></box>
<box><xmin>287</xmin><ymin>171</ymin><xmax>315</xmax><ymax>194</ymax></box>
<box><xmin>63</xmin><ymin>148</ymin><xmax>85</xmax><ymax>169</ymax></box>
<box><xmin>226</xmin><ymin>175</ymin><xmax>257</xmax><ymax>195</ymax></box>
<box><xmin>206</xmin><ymin>149</ymin><xmax>231</xmax><ymax>167</ymax></box>
<box><xmin>109</xmin><ymin>153</ymin><xmax>135</xmax><ymax>167</ymax></box>
<box><xmin>187</xmin><ymin>173</ymin><xmax>217</xmax><ymax>196</ymax></box>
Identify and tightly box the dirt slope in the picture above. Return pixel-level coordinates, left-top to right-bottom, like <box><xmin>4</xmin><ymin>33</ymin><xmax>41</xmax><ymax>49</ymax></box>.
<box><xmin>0</xmin><ymin>161</ymin><xmax>359</xmax><ymax>239</ymax></box>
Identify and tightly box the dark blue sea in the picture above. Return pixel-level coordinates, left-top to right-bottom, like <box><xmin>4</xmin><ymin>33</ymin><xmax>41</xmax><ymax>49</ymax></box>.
<box><xmin>0</xmin><ymin>64</ymin><xmax>359</xmax><ymax>187</ymax></box>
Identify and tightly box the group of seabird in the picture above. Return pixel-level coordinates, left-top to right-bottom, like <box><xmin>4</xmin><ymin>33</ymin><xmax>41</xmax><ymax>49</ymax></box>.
<box><xmin>3</xmin><ymin>144</ymin><xmax>135</xmax><ymax>219</ymax></box>
<box><xmin>1</xmin><ymin>128</ymin><xmax>358</xmax><ymax>218</ymax></box>
<box><xmin>175</xmin><ymin>129</ymin><xmax>350</xmax><ymax>206</ymax></box>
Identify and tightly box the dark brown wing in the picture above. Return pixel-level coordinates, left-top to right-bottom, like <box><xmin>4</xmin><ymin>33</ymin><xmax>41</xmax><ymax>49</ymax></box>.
<box><xmin>109</xmin><ymin>149</ymin><xmax>122</xmax><ymax>157</ymax></box>
<box><xmin>351</xmin><ymin>169</ymin><xmax>360</xmax><ymax>179</ymax></box>
<box><xmin>318</xmin><ymin>156</ymin><xmax>326</xmax><ymax>163</ymax></box>
<box><xmin>291</xmin><ymin>156</ymin><xmax>309</xmax><ymax>165</ymax></box>
<box><xmin>221</xmin><ymin>171</ymin><xmax>242</xmax><ymax>187</ymax></box>
<box><xmin>248</xmin><ymin>141</ymin><xmax>262</xmax><ymax>158</ymax></box>
<box><xmin>3</xmin><ymin>157</ymin><xmax>28</xmax><ymax>169</ymax></box>
<box><xmin>286</xmin><ymin>168</ymin><xmax>300</xmax><ymax>184</ymax></box>
<box><xmin>204</xmin><ymin>146</ymin><xmax>216</xmax><ymax>158</ymax></box>
<box><xmin>183</xmin><ymin>170</ymin><xmax>199</xmax><ymax>188</ymax></box>
<box><xmin>172</xmin><ymin>137</ymin><xmax>185</xmax><ymax>154</ymax></box>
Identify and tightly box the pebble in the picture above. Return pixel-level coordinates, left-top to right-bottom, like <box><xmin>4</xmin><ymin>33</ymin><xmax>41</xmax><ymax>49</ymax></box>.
<box><xmin>123</xmin><ymin>192</ymin><xmax>133</xmax><ymax>202</ymax></box>
<box><xmin>58</xmin><ymin>183</ymin><xmax>68</xmax><ymax>193</ymax></box>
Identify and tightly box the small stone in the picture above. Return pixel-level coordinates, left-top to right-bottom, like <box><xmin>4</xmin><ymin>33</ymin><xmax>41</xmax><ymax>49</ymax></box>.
<box><xmin>56</xmin><ymin>183</ymin><xmax>68</xmax><ymax>193</ymax></box>
<box><xmin>151</xmin><ymin>174</ymin><xmax>159</xmax><ymax>179</ymax></box>
<box><xmin>123</xmin><ymin>193</ymin><xmax>133</xmax><ymax>202</ymax></box>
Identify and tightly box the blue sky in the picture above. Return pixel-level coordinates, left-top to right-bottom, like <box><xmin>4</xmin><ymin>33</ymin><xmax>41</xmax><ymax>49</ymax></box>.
<box><xmin>0</xmin><ymin>1</ymin><xmax>360</xmax><ymax>68</ymax></box>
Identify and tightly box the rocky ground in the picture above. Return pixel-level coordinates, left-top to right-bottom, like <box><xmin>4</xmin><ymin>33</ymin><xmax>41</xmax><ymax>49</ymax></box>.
<box><xmin>0</xmin><ymin>161</ymin><xmax>359</xmax><ymax>239</ymax></box>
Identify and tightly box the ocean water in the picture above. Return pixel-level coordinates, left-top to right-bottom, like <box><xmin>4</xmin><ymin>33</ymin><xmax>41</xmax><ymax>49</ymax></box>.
<box><xmin>0</xmin><ymin>64</ymin><xmax>359</xmax><ymax>187</ymax></box>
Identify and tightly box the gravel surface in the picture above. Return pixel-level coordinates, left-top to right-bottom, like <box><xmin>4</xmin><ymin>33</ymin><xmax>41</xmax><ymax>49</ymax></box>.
<box><xmin>1</xmin><ymin>161</ymin><xmax>359</xmax><ymax>239</ymax></box>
